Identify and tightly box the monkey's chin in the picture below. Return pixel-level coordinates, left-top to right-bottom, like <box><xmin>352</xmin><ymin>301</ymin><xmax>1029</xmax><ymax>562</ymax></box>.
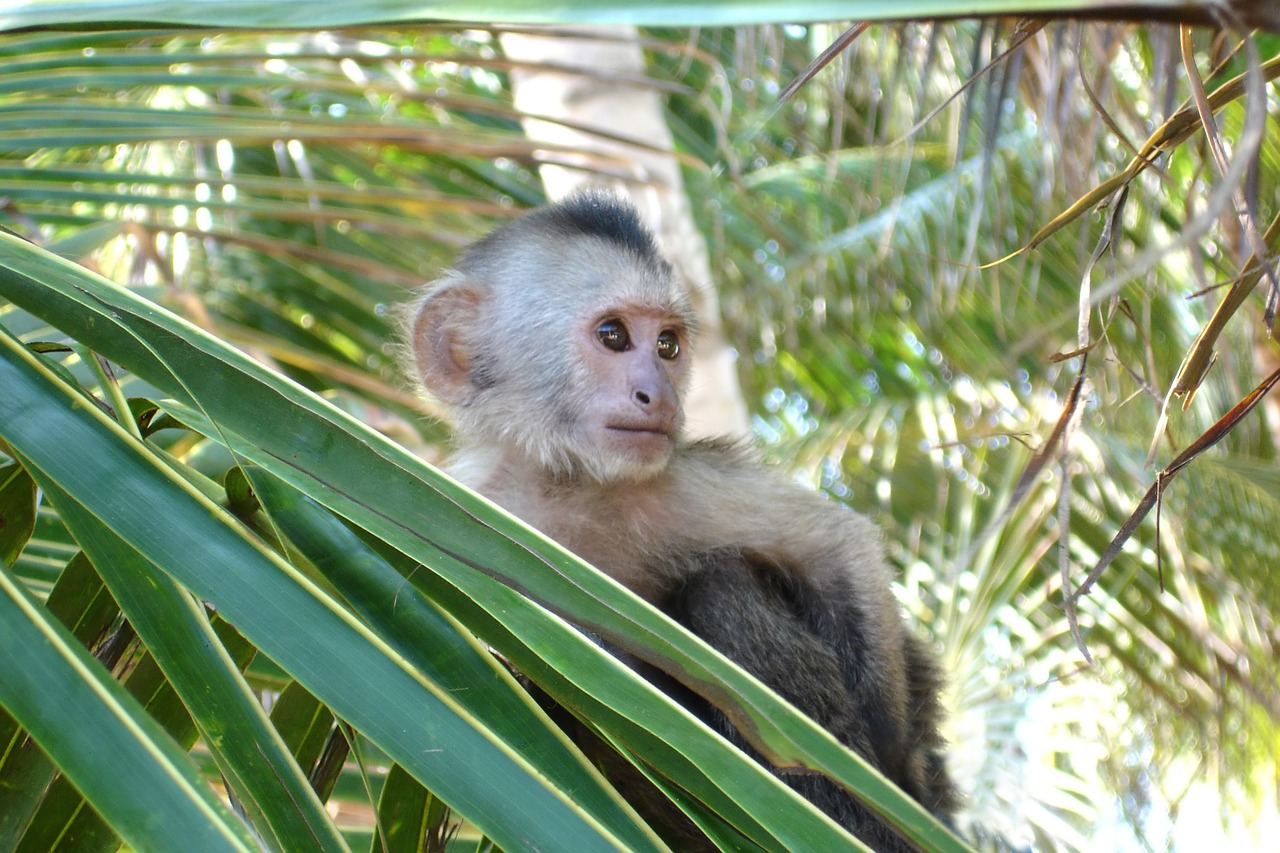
<box><xmin>597</xmin><ymin>428</ymin><xmax>673</xmax><ymax>481</ymax></box>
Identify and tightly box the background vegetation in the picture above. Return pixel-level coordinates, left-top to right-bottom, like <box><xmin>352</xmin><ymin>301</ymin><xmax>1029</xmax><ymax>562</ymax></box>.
<box><xmin>1</xmin><ymin>4</ymin><xmax>1277</xmax><ymax>851</ymax></box>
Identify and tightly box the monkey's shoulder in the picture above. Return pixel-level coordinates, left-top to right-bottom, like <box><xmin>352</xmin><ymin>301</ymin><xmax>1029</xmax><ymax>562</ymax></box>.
<box><xmin>670</xmin><ymin>437</ymin><xmax>862</xmax><ymax>521</ymax></box>
<box><xmin>671</xmin><ymin>436</ymin><xmax>759</xmax><ymax>470</ymax></box>
<box><xmin>667</xmin><ymin>439</ymin><xmax>886</xmax><ymax>573</ymax></box>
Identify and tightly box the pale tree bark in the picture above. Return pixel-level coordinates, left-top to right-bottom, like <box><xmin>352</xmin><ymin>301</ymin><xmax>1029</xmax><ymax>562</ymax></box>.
<box><xmin>500</xmin><ymin>26</ymin><xmax>750</xmax><ymax>438</ymax></box>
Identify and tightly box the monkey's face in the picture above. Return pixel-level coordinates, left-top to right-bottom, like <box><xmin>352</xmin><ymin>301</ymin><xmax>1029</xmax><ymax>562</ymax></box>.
<box><xmin>566</xmin><ymin>304</ymin><xmax>689</xmax><ymax>483</ymax></box>
<box><xmin>471</xmin><ymin>235</ymin><xmax>693</xmax><ymax>485</ymax></box>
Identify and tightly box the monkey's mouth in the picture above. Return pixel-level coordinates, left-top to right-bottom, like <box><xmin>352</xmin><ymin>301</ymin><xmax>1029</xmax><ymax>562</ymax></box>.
<box><xmin>605</xmin><ymin>425</ymin><xmax>674</xmax><ymax>458</ymax></box>
<box><xmin>606</xmin><ymin>425</ymin><xmax>672</xmax><ymax>438</ymax></box>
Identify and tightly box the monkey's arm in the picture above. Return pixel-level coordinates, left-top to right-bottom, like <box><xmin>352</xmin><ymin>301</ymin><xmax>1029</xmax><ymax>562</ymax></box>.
<box><xmin>665</xmin><ymin>445</ymin><xmax>914</xmax><ymax>744</ymax></box>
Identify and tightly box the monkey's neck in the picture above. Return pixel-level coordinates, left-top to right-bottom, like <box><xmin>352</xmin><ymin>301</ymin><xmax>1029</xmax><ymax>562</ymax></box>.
<box><xmin>445</xmin><ymin>444</ymin><xmax>677</xmax><ymax>598</ymax></box>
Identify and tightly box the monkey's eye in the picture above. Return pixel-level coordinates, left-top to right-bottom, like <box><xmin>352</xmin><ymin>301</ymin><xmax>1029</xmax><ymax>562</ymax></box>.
<box><xmin>656</xmin><ymin>330</ymin><xmax>681</xmax><ymax>361</ymax></box>
<box><xmin>596</xmin><ymin>319</ymin><xmax>631</xmax><ymax>352</ymax></box>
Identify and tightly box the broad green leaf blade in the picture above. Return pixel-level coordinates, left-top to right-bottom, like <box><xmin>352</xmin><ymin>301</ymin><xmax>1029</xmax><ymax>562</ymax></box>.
<box><xmin>0</xmin><ymin>213</ymin><xmax>956</xmax><ymax>850</ymax></box>
<box><xmin>269</xmin><ymin>680</ymin><xmax>344</xmax><ymax>796</ymax></box>
<box><xmin>374</xmin><ymin>763</ymin><xmax>453</xmax><ymax>853</ymax></box>
<box><xmin>0</xmin><ymin>564</ymin><xmax>255</xmax><ymax>852</ymax></box>
<box><xmin>30</xmin><ymin>473</ymin><xmax>348</xmax><ymax>853</ymax></box>
<box><xmin>16</xmin><ymin>773</ymin><xmax>119</xmax><ymax>852</ymax></box>
<box><xmin>247</xmin><ymin>468</ymin><xmax>661</xmax><ymax>850</ymax></box>
<box><xmin>0</xmin><ymin>553</ymin><xmax>116</xmax><ymax>847</ymax></box>
<box><xmin>0</xmin><ymin>460</ymin><xmax>35</xmax><ymax>566</ymax></box>
<box><xmin>0</xmin><ymin>330</ymin><xmax>646</xmax><ymax>853</ymax></box>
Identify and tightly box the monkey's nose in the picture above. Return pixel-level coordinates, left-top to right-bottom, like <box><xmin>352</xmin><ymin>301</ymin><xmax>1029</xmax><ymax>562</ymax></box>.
<box><xmin>635</xmin><ymin>390</ymin><xmax>652</xmax><ymax>405</ymax></box>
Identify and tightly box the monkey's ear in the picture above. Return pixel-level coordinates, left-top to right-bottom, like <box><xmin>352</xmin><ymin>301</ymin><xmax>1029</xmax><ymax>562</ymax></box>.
<box><xmin>411</xmin><ymin>281</ymin><xmax>484</xmax><ymax>405</ymax></box>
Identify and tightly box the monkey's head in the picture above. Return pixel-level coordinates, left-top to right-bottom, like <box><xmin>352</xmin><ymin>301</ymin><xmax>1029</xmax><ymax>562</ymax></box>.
<box><xmin>408</xmin><ymin>191</ymin><xmax>697</xmax><ymax>484</ymax></box>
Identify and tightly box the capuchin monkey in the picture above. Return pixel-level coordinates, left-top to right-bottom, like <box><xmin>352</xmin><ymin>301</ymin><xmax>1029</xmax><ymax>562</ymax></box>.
<box><xmin>406</xmin><ymin>190</ymin><xmax>956</xmax><ymax>849</ymax></box>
